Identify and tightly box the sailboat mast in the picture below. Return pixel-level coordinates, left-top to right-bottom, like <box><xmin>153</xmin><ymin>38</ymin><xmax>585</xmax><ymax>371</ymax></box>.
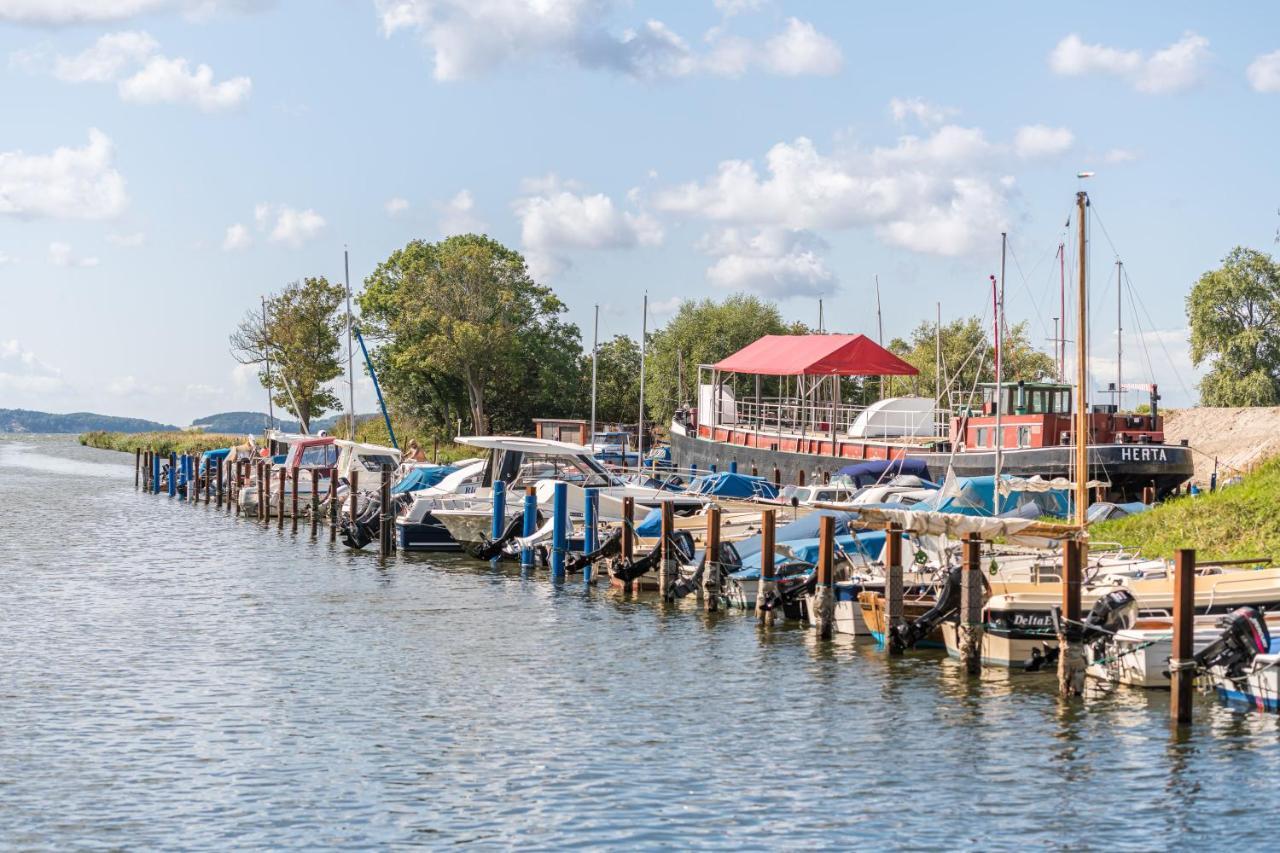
<box><xmin>1075</xmin><ymin>192</ymin><xmax>1090</xmax><ymax>527</ymax></box>
<box><xmin>345</xmin><ymin>247</ymin><xmax>354</xmax><ymax>440</ymax></box>
<box><xmin>993</xmin><ymin>232</ymin><xmax>1006</xmax><ymax>485</ymax></box>
<box><xmin>261</xmin><ymin>295</ymin><xmax>274</xmax><ymax>432</ymax></box>
<box><xmin>637</xmin><ymin>292</ymin><xmax>648</xmax><ymax>468</ymax></box>
<box><xmin>1058</xmin><ymin>242</ymin><xmax>1066</xmax><ymax>382</ymax></box>
<box><xmin>1116</xmin><ymin>259</ymin><xmax>1123</xmax><ymax>410</ymax></box>
<box><xmin>590</xmin><ymin>304</ymin><xmax>598</xmax><ymax>451</ymax></box>
<box><xmin>818</xmin><ymin>298</ymin><xmax>824</xmax><ymax>333</ymax></box>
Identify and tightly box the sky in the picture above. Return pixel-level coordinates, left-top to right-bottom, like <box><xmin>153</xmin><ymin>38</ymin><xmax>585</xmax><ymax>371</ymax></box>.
<box><xmin>2</xmin><ymin>0</ymin><xmax>1279</xmax><ymax>425</ymax></box>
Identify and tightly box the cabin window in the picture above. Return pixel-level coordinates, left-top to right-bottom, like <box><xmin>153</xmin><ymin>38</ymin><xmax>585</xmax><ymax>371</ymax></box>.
<box><xmin>358</xmin><ymin>453</ymin><xmax>399</xmax><ymax>472</ymax></box>
<box><xmin>976</xmin><ymin>427</ymin><xmax>990</xmax><ymax>447</ymax></box>
<box><xmin>299</xmin><ymin>445</ymin><xmax>339</xmax><ymax>467</ymax></box>
<box><xmin>511</xmin><ymin>453</ymin><xmax>612</xmax><ymax>488</ymax></box>
<box><xmin>1029</xmin><ymin>391</ymin><xmax>1046</xmax><ymax>414</ymax></box>
<box><xmin>1017</xmin><ymin>426</ymin><xmax>1032</xmax><ymax>447</ymax></box>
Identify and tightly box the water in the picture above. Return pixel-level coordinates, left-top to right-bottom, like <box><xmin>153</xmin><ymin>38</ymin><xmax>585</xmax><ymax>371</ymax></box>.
<box><xmin>3</xmin><ymin>434</ymin><xmax>1280</xmax><ymax>849</ymax></box>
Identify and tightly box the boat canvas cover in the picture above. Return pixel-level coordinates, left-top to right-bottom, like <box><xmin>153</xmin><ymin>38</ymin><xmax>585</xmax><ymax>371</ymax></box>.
<box><xmin>687</xmin><ymin>472</ymin><xmax>779</xmax><ymax>500</ymax></box>
<box><xmin>837</xmin><ymin>458</ymin><xmax>932</xmax><ymax>487</ymax></box>
<box><xmin>393</xmin><ymin>464</ymin><xmax>457</xmax><ymax>494</ymax></box>
<box><xmin>712</xmin><ymin>334</ymin><xmax>918</xmax><ymax>376</ymax></box>
<box><xmin>737</xmin><ymin>529</ymin><xmax>888</xmax><ymax>573</ymax></box>
<box><xmin>913</xmin><ymin>474</ymin><xmax>1070</xmax><ymax>518</ymax></box>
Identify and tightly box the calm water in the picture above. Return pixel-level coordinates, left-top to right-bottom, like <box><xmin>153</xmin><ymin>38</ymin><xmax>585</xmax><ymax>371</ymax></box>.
<box><xmin>3</xmin><ymin>434</ymin><xmax>1280</xmax><ymax>849</ymax></box>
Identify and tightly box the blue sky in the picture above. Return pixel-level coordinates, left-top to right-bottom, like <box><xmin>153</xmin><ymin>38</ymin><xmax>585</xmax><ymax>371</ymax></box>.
<box><xmin>2</xmin><ymin>0</ymin><xmax>1278</xmax><ymax>424</ymax></box>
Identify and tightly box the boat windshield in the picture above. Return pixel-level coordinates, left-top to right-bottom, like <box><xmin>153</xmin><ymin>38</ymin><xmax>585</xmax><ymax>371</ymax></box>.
<box><xmin>353</xmin><ymin>453</ymin><xmax>399</xmax><ymax>472</ymax></box>
<box><xmin>295</xmin><ymin>444</ymin><xmax>339</xmax><ymax>468</ymax></box>
<box><xmin>510</xmin><ymin>453</ymin><xmax>618</xmax><ymax>489</ymax></box>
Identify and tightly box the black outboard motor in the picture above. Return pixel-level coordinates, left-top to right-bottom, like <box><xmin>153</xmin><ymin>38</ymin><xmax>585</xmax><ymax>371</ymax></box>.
<box><xmin>889</xmin><ymin>566</ymin><xmax>964</xmax><ymax>653</ymax></box>
<box><xmin>611</xmin><ymin>531</ymin><xmax>695</xmax><ymax>585</ymax></box>
<box><xmin>339</xmin><ymin>492</ymin><xmax>382</xmax><ymax>549</ymax></box>
<box><xmin>1080</xmin><ymin>589</ymin><xmax>1139</xmax><ymax>643</ymax></box>
<box><xmin>759</xmin><ymin>572</ymin><xmax>818</xmax><ymax>621</ymax></box>
<box><xmin>1194</xmin><ymin>606</ymin><xmax>1271</xmax><ymax>679</ymax></box>
<box><xmin>471</xmin><ymin>514</ymin><xmax>530</xmax><ymax>561</ymax></box>
<box><xmin>565</xmin><ymin>530</ymin><xmax>623</xmax><ymax>574</ymax></box>
<box><xmin>667</xmin><ymin>541</ymin><xmax>744</xmax><ymax>601</ymax></box>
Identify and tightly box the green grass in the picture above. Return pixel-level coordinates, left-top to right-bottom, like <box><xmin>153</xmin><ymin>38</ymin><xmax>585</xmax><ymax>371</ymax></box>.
<box><xmin>327</xmin><ymin>417</ymin><xmax>476</xmax><ymax>464</ymax></box>
<box><xmin>1092</xmin><ymin>456</ymin><xmax>1280</xmax><ymax>561</ymax></box>
<box><xmin>80</xmin><ymin>430</ymin><xmax>242</xmax><ymax>456</ymax></box>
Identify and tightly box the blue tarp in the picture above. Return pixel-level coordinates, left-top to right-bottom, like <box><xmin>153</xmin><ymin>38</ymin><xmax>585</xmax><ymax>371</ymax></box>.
<box><xmin>392</xmin><ymin>464</ymin><xmax>457</xmax><ymax>494</ymax></box>
<box><xmin>686</xmin><ymin>472</ymin><xmax>779</xmax><ymax>500</ymax></box>
<box><xmin>837</xmin><ymin>458</ymin><xmax>932</xmax><ymax>487</ymax></box>
<box><xmin>736</xmin><ymin>528</ymin><xmax>887</xmax><ymax>573</ymax></box>
<box><xmin>197</xmin><ymin>447</ymin><xmax>230</xmax><ymax>475</ymax></box>
<box><xmin>635</xmin><ymin>507</ymin><xmax>663</xmax><ymax>537</ymax></box>
<box><xmin>735</xmin><ymin>509</ymin><xmax>861</xmax><ymax>562</ymax></box>
<box><xmin>912</xmin><ymin>474</ymin><xmax>1071</xmax><ymax>518</ymax></box>
<box><xmin>1087</xmin><ymin>501</ymin><xmax>1150</xmax><ymax>523</ymax></box>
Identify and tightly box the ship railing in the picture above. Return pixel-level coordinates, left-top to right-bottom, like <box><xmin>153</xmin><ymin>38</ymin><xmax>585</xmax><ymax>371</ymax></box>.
<box><xmin>713</xmin><ymin>398</ymin><xmax>951</xmax><ymax>442</ymax></box>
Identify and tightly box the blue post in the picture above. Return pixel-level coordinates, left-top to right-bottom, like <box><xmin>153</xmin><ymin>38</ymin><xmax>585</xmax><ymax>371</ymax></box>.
<box><xmin>583</xmin><ymin>488</ymin><xmax>598</xmax><ymax>585</ymax></box>
<box><xmin>729</xmin><ymin>460</ymin><xmax>738</xmax><ymax>474</ymax></box>
<box><xmin>551</xmin><ymin>481</ymin><xmax>567</xmax><ymax>581</ymax></box>
<box><xmin>181</xmin><ymin>456</ymin><xmax>190</xmax><ymax>499</ymax></box>
<box><xmin>691</xmin><ymin>463</ymin><xmax>697</xmax><ymax>477</ymax></box>
<box><xmin>490</xmin><ymin>480</ymin><xmax>506</xmax><ymax>565</ymax></box>
<box><xmin>152</xmin><ymin>453</ymin><xmax>161</xmax><ymax>494</ymax></box>
<box><xmin>168</xmin><ymin>452</ymin><xmax>177</xmax><ymax>497</ymax></box>
<box><xmin>521</xmin><ymin>489</ymin><xmax>537</xmax><ymax>570</ymax></box>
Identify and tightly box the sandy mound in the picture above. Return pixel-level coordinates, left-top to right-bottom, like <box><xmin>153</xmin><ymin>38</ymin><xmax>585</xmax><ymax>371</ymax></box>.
<box><xmin>1162</xmin><ymin>407</ymin><xmax>1280</xmax><ymax>485</ymax></box>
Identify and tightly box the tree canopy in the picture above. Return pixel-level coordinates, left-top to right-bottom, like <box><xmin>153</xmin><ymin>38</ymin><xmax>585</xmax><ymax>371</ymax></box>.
<box><xmin>643</xmin><ymin>294</ymin><xmax>805</xmax><ymax>425</ymax></box>
<box><xmin>889</xmin><ymin>316</ymin><xmax>1057</xmax><ymax>404</ymax></box>
<box><xmin>1187</xmin><ymin>247</ymin><xmax>1280</xmax><ymax>406</ymax></box>
<box><xmin>588</xmin><ymin>334</ymin><xmax>642</xmax><ymax>425</ymax></box>
<box><xmin>358</xmin><ymin>234</ymin><xmax>582</xmax><ymax>435</ymax></box>
<box><xmin>229</xmin><ymin>276</ymin><xmax>345</xmax><ymax>433</ymax></box>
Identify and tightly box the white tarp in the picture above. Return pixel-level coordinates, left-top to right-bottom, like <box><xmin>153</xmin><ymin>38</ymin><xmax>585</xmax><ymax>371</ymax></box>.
<box><xmin>996</xmin><ymin>474</ymin><xmax>1108</xmax><ymax>496</ymax></box>
<box><xmin>852</xmin><ymin>505</ymin><xmax>1036</xmax><ymax>538</ymax></box>
<box><xmin>698</xmin><ymin>383</ymin><xmax>737</xmax><ymax>426</ymax></box>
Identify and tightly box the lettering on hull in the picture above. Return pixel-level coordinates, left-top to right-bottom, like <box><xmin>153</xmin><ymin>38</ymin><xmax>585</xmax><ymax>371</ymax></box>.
<box><xmin>1118</xmin><ymin>447</ymin><xmax>1169</xmax><ymax>463</ymax></box>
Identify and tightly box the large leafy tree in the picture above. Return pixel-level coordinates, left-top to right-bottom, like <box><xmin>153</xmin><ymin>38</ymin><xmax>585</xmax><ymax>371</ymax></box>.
<box><xmin>643</xmin><ymin>294</ymin><xmax>805</xmax><ymax>425</ymax></box>
<box><xmin>359</xmin><ymin>234</ymin><xmax>581</xmax><ymax>435</ymax></box>
<box><xmin>889</xmin><ymin>316</ymin><xmax>1056</xmax><ymax>404</ymax></box>
<box><xmin>230</xmin><ymin>276</ymin><xmax>345</xmax><ymax>433</ymax></box>
<box><xmin>1187</xmin><ymin>247</ymin><xmax>1280</xmax><ymax>406</ymax></box>
<box><xmin>587</xmin><ymin>334</ymin><xmax>642</xmax><ymax>425</ymax></box>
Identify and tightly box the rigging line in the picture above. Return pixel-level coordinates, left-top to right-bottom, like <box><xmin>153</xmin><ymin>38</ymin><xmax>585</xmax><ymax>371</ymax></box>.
<box><xmin>1005</xmin><ymin>237</ymin><xmax>1054</xmax><ymax>343</ymax></box>
<box><xmin>1123</xmin><ymin>266</ymin><xmax>1195</xmax><ymax>400</ymax></box>
<box><xmin>1122</xmin><ymin>275</ymin><xmax>1159</xmax><ymax>390</ymax></box>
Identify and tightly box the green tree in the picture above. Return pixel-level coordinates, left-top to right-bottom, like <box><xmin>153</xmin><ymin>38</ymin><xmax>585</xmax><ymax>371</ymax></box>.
<box><xmin>359</xmin><ymin>234</ymin><xmax>581</xmax><ymax>435</ymax></box>
<box><xmin>230</xmin><ymin>277</ymin><xmax>345</xmax><ymax>433</ymax></box>
<box><xmin>888</xmin><ymin>317</ymin><xmax>1056</xmax><ymax>403</ymax></box>
<box><xmin>1187</xmin><ymin>247</ymin><xmax>1280</xmax><ymax>406</ymax></box>
<box><xmin>643</xmin><ymin>294</ymin><xmax>805</xmax><ymax>425</ymax></box>
<box><xmin>588</xmin><ymin>334</ymin><xmax>642</xmax><ymax>425</ymax></box>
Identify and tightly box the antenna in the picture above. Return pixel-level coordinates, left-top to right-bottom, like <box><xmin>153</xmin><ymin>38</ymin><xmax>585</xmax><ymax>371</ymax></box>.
<box><xmin>874</xmin><ymin>275</ymin><xmax>883</xmax><ymax>344</ymax></box>
<box><xmin>345</xmin><ymin>246</ymin><xmax>354</xmax><ymax>440</ymax></box>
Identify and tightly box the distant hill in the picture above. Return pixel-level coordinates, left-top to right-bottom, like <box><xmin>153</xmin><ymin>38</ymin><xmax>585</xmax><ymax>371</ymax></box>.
<box><xmin>191</xmin><ymin>411</ymin><xmax>380</xmax><ymax>435</ymax></box>
<box><xmin>0</xmin><ymin>408</ymin><xmax>178</xmax><ymax>434</ymax></box>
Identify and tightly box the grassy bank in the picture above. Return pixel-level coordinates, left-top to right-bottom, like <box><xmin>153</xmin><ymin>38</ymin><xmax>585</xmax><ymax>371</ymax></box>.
<box><xmin>80</xmin><ymin>430</ymin><xmax>242</xmax><ymax>456</ymax></box>
<box><xmin>1093</xmin><ymin>456</ymin><xmax>1280</xmax><ymax>561</ymax></box>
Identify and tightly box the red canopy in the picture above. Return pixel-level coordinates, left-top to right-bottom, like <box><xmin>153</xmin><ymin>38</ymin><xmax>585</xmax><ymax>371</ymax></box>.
<box><xmin>712</xmin><ymin>334</ymin><xmax>918</xmax><ymax>377</ymax></box>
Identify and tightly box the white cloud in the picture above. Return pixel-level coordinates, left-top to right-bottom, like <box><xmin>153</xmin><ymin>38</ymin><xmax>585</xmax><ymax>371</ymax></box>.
<box><xmin>0</xmin><ymin>0</ymin><xmax>262</xmax><ymax>25</ymax></box>
<box><xmin>760</xmin><ymin>18</ymin><xmax>842</xmax><ymax>76</ymax></box>
<box><xmin>0</xmin><ymin>339</ymin><xmax>65</xmax><ymax>394</ymax></box>
<box><xmin>1247</xmin><ymin>50</ymin><xmax>1280</xmax><ymax>93</ymax></box>
<box><xmin>249</xmin><ymin>203</ymin><xmax>325</xmax><ymax>247</ymax></box>
<box><xmin>654</xmin><ymin>118</ymin><xmax>1027</xmax><ymax>257</ymax></box>
<box><xmin>119</xmin><ymin>55</ymin><xmax>251</xmax><ymax>110</ymax></box>
<box><xmin>889</xmin><ymin>97</ymin><xmax>957</xmax><ymax>127</ymax></box>
<box><xmin>222</xmin><ymin>222</ymin><xmax>251</xmax><ymax>250</ymax></box>
<box><xmin>437</xmin><ymin>189</ymin><xmax>486</xmax><ymax>235</ymax></box>
<box><xmin>0</xmin><ymin>251</ymin><xmax>12</xmax><ymax>265</ymax></box>
<box><xmin>700</xmin><ymin>227</ymin><xmax>835</xmax><ymax>298</ymax></box>
<box><xmin>183</xmin><ymin>382</ymin><xmax>223</xmax><ymax>398</ymax></box>
<box><xmin>53</xmin><ymin>30</ymin><xmax>158</xmax><ymax>82</ymax></box>
<box><xmin>1013</xmin><ymin>124</ymin><xmax>1074</xmax><ymax>158</ymax></box>
<box><xmin>22</xmin><ymin>29</ymin><xmax>251</xmax><ymax>110</ymax></box>
<box><xmin>48</xmin><ymin>241</ymin><xmax>99</xmax><ymax>267</ymax></box>
<box><xmin>108</xmin><ymin>230</ymin><xmax>146</xmax><ymax>247</ymax></box>
<box><xmin>231</xmin><ymin>362</ymin><xmax>259</xmax><ymax>389</ymax></box>
<box><xmin>1104</xmin><ymin>147</ymin><xmax>1139</xmax><ymax>164</ymax></box>
<box><xmin>0</xmin><ymin>129</ymin><xmax>128</xmax><ymax>220</ymax></box>
<box><xmin>1048</xmin><ymin>32</ymin><xmax>1209</xmax><ymax>94</ymax></box>
<box><xmin>712</xmin><ymin>0</ymin><xmax>765</xmax><ymax>15</ymax></box>
<box><xmin>106</xmin><ymin>374</ymin><xmax>165</xmax><ymax>396</ymax></box>
<box><xmin>513</xmin><ymin>176</ymin><xmax>662</xmax><ymax>278</ymax></box>
<box><xmin>375</xmin><ymin>0</ymin><xmax>840</xmax><ymax>81</ymax></box>
<box><xmin>648</xmin><ymin>295</ymin><xmax>684</xmax><ymax>316</ymax></box>
<box><xmin>385</xmin><ymin>196</ymin><xmax>409</xmax><ymax>216</ymax></box>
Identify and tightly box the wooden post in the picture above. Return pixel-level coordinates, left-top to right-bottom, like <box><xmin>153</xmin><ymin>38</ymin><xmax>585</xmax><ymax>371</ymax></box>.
<box><xmin>885</xmin><ymin>522</ymin><xmax>904</xmax><ymax>654</ymax></box>
<box><xmin>756</xmin><ymin>509</ymin><xmax>776</xmax><ymax>625</ymax></box>
<box><xmin>751</xmin><ymin>464</ymin><xmax>758</xmax><ymax>477</ymax></box>
<box><xmin>277</xmin><ymin>466</ymin><xmax>286</xmax><ymax>530</ymax></box>
<box><xmin>1171</xmin><ymin>548</ymin><xmax>1196</xmax><ymax>726</ymax></box>
<box><xmin>215</xmin><ymin>459</ymin><xmax>223</xmax><ymax>509</ymax></box>
<box><xmin>658</xmin><ymin>500</ymin><xmax>676</xmax><ymax>591</ymax></box>
<box><xmin>797</xmin><ymin>469</ymin><xmax>806</xmax><ymax>487</ymax></box>
<box><xmin>311</xmin><ymin>469</ymin><xmax>320</xmax><ymax>536</ymax></box>
<box><xmin>261</xmin><ymin>462</ymin><xmax>270</xmax><ymax>522</ymax></box>
<box><xmin>135</xmin><ymin>448</ymin><xmax>141</xmax><ymax>490</ymax></box>
<box><xmin>959</xmin><ymin>532</ymin><xmax>984</xmax><ymax>675</ymax></box>
<box><xmin>622</xmin><ymin>496</ymin><xmax>634</xmax><ymax>561</ymax></box>
<box><xmin>379</xmin><ymin>464</ymin><xmax>392</xmax><ymax>558</ymax></box>
<box><xmin>349</xmin><ymin>469</ymin><xmax>359</xmax><ymax>530</ymax></box>
<box><xmin>291</xmin><ymin>467</ymin><xmax>300</xmax><ymax>533</ymax></box>
<box><xmin>772</xmin><ymin>465</ymin><xmax>780</xmax><ymax>487</ymax></box>
<box><xmin>703</xmin><ymin>506</ymin><xmax>722</xmax><ymax>612</ymax></box>
<box><xmin>329</xmin><ymin>467</ymin><xmax>338</xmax><ymax>542</ymax></box>
<box><xmin>822</xmin><ymin>470</ymin><xmax>830</xmax><ymax>485</ymax></box>
<box><xmin>1058</xmin><ymin>538</ymin><xmax>1085</xmax><ymax>696</ymax></box>
<box><xmin>204</xmin><ymin>457</ymin><xmax>210</xmax><ymax>504</ymax></box>
<box><xmin>812</xmin><ymin>515</ymin><xmax>835</xmax><ymax>639</ymax></box>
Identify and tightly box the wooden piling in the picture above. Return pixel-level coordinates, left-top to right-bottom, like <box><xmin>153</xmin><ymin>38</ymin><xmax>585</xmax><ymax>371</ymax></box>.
<box><xmin>772</xmin><ymin>465</ymin><xmax>780</xmax><ymax>487</ymax></box>
<box><xmin>1058</xmin><ymin>538</ymin><xmax>1085</xmax><ymax>697</ymax></box>
<box><xmin>822</xmin><ymin>471</ymin><xmax>830</xmax><ymax>485</ymax></box>
<box><xmin>379</xmin><ymin>464</ymin><xmax>392</xmax><ymax>558</ymax></box>
<box><xmin>277</xmin><ymin>466</ymin><xmax>286</xmax><ymax>530</ymax></box>
<box><xmin>959</xmin><ymin>532</ymin><xmax>984</xmax><ymax>675</ymax></box>
<box><xmin>756</xmin><ymin>508</ymin><xmax>776</xmax><ymax>625</ymax></box>
<box><xmin>657</xmin><ymin>500</ymin><xmax>676</xmax><ymax>591</ymax></box>
<box><xmin>203</xmin><ymin>457</ymin><xmax>210</xmax><ymax>504</ymax></box>
<box><xmin>349</xmin><ymin>469</ymin><xmax>359</xmax><ymax>530</ymax></box>
<box><xmin>1171</xmin><ymin>548</ymin><xmax>1196</xmax><ymax>726</ymax></box>
<box><xmin>261</xmin><ymin>462</ymin><xmax>270</xmax><ymax>523</ymax></box>
<box><xmin>310</xmin><ymin>469</ymin><xmax>320</xmax><ymax>536</ymax></box>
<box><xmin>797</xmin><ymin>469</ymin><xmax>806</xmax><ymax>487</ymax></box>
<box><xmin>621</xmin><ymin>496</ymin><xmax>634</xmax><ymax>561</ymax></box>
<box><xmin>812</xmin><ymin>515</ymin><xmax>835</xmax><ymax>639</ymax></box>
<box><xmin>750</xmin><ymin>464</ymin><xmax>758</xmax><ymax>477</ymax></box>
<box><xmin>135</xmin><ymin>448</ymin><xmax>141</xmax><ymax>490</ymax></box>
<box><xmin>703</xmin><ymin>506</ymin><xmax>722</xmax><ymax>612</ymax></box>
<box><xmin>885</xmin><ymin>522</ymin><xmax>904</xmax><ymax>654</ymax></box>
<box><xmin>291</xmin><ymin>467</ymin><xmax>300</xmax><ymax>533</ymax></box>
<box><xmin>329</xmin><ymin>467</ymin><xmax>338</xmax><ymax>542</ymax></box>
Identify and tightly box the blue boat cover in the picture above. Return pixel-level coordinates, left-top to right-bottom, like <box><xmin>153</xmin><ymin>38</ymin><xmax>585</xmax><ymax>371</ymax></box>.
<box><xmin>635</xmin><ymin>507</ymin><xmax>663</xmax><ymax>537</ymax></box>
<box><xmin>734</xmin><ymin>509</ymin><xmax>861</xmax><ymax>562</ymax></box>
<box><xmin>198</xmin><ymin>447</ymin><xmax>231</xmax><ymax>475</ymax></box>
<box><xmin>1086</xmin><ymin>501</ymin><xmax>1150</xmax><ymax>523</ymax></box>
<box><xmin>686</xmin><ymin>472</ymin><xmax>779</xmax><ymax>500</ymax></box>
<box><xmin>837</xmin><ymin>458</ymin><xmax>932</xmax><ymax>487</ymax></box>
<box><xmin>735</xmin><ymin>529</ymin><xmax>888</xmax><ymax>573</ymax></box>
<box><xmin>912</xmin><ymin>474</ymin><xmax>1071</xmax><ymax>518</ymax></box>
<box><xmin>392</xmin><ymin>464</ymin><xmax>457</xmax><ymax>494</ymax></box>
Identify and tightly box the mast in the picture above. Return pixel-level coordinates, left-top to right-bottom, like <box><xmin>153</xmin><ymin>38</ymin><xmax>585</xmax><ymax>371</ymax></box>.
<box><xmin>875</xmin><ymin>275</ymin><xmax>884</xmax><ymax>397</ymax></box>
<box><xmin>1116</xmin><ymin>259</ymin><xmax>1123</xmax><ymax>410</ymax></box>
<box><xmin>818</xmin><ymin>298</ymin><xmax>824</xmax><ymax>333</ymax></box>
<box><xmin>1075</xmin><ymin>192</ymin><xmax>1089</xmax><ymax>527</ymax></box>
<box><xmin>1058</xmin><ymin>242</ymin><xmax>1066</xmax><ymax>382</ymax></box>
<box><xmin>261</xmin><ymin>295</ymin><xmax>275</xmax><ymax>432</ymax></box>
<box><xmin>345</xmin><ymin>247</ymin><xmax>355</xmax><ymax>439</ymax></box>
<box><xmin>992</xmin><ymin>231</ymin><xmax>1007</xmax><ymax>487</ymax></box>
<box><xmin>637</xmin><ymin>292</ymin><xmax>648</xmax><ymax>468</ymax></box>
<box><xmin>934</xmin><ymin>301</ymin><xmax>941</xmax><ymax>406</ymax></box>
<box><xmin>590</xmin><ymin>304</ymin><xmax>598</xmax><ymax>451</ymax></box>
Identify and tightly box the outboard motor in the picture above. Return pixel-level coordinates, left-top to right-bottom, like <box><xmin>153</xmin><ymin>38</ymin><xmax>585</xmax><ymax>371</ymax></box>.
<box><xmin>759</xmin><ymin>572</ymin><xmax>818</xmax><ymax>621</ymax></box>
<box><xmin>339</xmin><ymin>492</ymin><xmax>382</xmax><ymax>549</ymax></box>
<box><xmin>471</xmin><ymin>514</ymin><xmax>529</xmax><ymax>561</ymax></box>
<box><xmin>889</xmin><ymin>566</ymin><xmax>964</xmax><ymax>653</ymax></box>
<box><xmin>565</xmin><ymin>530</ymin><xmax>623</xmax><ymax>574</ymax></box>
<box><xmin>1080</xmin><ymin>589</ymin><xmax>1139</xmax><ymax>642</ymax></box>
<box><xmin>1194</xmin><ymin>606</ymin><xmax>1271</xmax><ymax>679</ymax></box>
<box><xmin>611</xmin><ymin>531</ymin><xmax>695</xmax><ymax>585</ymax></box>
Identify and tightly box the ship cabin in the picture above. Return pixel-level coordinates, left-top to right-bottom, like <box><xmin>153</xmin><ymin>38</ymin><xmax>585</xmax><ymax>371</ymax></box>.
<box><xmin>952</xmin><ymin>381</ymin><xmax>1165</xmax><ymax>452</ymax></box>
